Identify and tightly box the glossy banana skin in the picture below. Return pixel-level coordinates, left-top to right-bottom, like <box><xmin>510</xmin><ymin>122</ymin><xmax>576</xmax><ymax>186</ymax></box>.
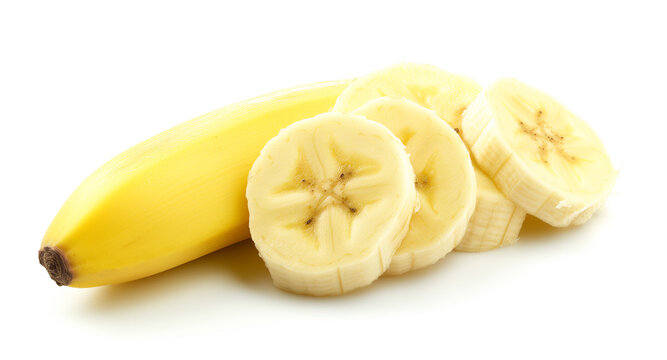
<box><xmin>39</xmin><ymin>80</ymin><xmax>349</xmax><ymax>287</ymax></box>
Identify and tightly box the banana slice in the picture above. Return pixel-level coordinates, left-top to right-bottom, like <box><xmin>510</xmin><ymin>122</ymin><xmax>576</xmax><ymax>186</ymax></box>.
<box><xmin>462</xmin><ymin>78</ymin><xmax>616</xmax><ymax>227</ymax></box>
<box><xmin>455</xmin><ymin>167</ymin><xmax>526</xmax><ymax>252</ymax></box>
<box><xmin>335</xmin><ymin>63</ymin><xmax>524</xmax><ymax>251</ymax></box>
<box><xmin>353</xmin><ymin>98</ymin><xmax>476</xmax><ymax>274</ymax></box>
<box><xmin>334</xmin><ymin>63</ymin><xmax>481</xmax><ymax>131</ymax></box>
<box><xmin>246</xmin><ymin>113</ymin><xmax>417</xmax><ymax>296</ymax></box>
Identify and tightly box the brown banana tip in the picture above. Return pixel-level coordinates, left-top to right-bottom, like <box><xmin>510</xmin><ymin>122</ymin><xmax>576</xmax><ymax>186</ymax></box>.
<box><xmin>38</xmin><ymin>246</ymin><xmax>72</xmax><ymax>286</ymax></box>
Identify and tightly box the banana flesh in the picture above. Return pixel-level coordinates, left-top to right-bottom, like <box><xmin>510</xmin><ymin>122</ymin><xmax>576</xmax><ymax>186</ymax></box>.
<box><xmin>246</xmin><ymin>113</ymin><xmax>417</xmax><ymax>296</ymax></box>
<box><xmin>334</xmin><ymin>63</ymin><xmax>480</xmax><ymax>131</ymax></box>
<box><xmin>462</xmin><ymin>78</ymin><xmax>616</xmax><ymax>227</ymax></box>
<box><xmin>38</xmin><ymin>64</ymin><xmax>616</xmax><ymax>294</ymax></box>
<box><xmin>353</xmin><ymin>98</ymin><xmax>476</xmax><ymax>273</ymax></box>
<box><xmin>39</xmin><ymin>80</ymin><xmax>349</xmax><ymax>287</ymax></box>
<box><xmin>334</xmin><ymin>63</ymin><xmax>524</xmax><ymax>252</ymax></box>
<box><xmin>455</xmin><ymin>167</ymin><xmax>526</xmax><ymax>252</ymax></box>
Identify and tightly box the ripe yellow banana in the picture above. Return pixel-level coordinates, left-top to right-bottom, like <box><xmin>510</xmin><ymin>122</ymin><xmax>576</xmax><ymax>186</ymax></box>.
<box><xmin>334</xmin><ymin>63</ymin><xmax>525</xmax><ymax>252</ymax></box>
<box><xmin>246</xmin><ymin>113</ymin><xmax>417</xmax><ymax>296</ymax></box>
<box><xmin>462</xmin><ymin>78</ymin><xmax>616</xmax><ymax>227</ymax></box>
<box><xmin>353</xmin><ymin>98</ymin><xmax>476</xmax><ymax>274</ymax></box>
<box><xmin>38</xmin><ymin>80</ymin><xmax>349</xmax><ymax>287</ymax></box>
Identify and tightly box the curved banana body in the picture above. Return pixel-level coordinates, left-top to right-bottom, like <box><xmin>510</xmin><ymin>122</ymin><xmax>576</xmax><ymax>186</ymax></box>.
<box><xmin>39</xmin><ymin>80</ymin><xmax>349</xmax><ymax>287</ymax></box>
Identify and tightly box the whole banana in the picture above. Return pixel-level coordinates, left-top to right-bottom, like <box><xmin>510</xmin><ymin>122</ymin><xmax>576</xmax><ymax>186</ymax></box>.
<box><xmin>38</xmin><ymin>80</ymin><xmax>349</xmax><ymax>287</ymax></box>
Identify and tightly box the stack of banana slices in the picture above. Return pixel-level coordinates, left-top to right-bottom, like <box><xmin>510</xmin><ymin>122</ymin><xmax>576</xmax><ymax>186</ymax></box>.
<box><xmin>246</xmin><ymin>63</ymin><xmax>616</xmax><ymax>296</ymax></box>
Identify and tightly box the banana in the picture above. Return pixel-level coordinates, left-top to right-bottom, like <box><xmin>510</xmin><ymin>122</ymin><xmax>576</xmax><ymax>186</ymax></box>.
<box><xmin>246</xmin><ymin>113</ymin><xmax>417</xmax><ymax>296</ymax></box>
<box><xmin>461</xmin><ymin>78</ymin><xmax>616</xmax><ymax>227</ymax></box>
<box><xmin>334</xmin><ymin>63</ymin><xmax>480</xmax><ymax>131</ymax></box>
<box><xmin>334</xmin><ymin>63</ymin><xmax>524</xmax><ymax>251</ymax></box>
<box><xmin>352</xmin><ymin>97</ymin><xmax>476</xmax><ymax>274</ymax></box>
<box><xmin>38</xmin><ymin>80</ymin><xmax>349</xmax><ymax>287</ymax></box>
<box><xmin>455</xmin><ymin>167</ymin><xmax>526</xmax><ymax>252</ymax></box>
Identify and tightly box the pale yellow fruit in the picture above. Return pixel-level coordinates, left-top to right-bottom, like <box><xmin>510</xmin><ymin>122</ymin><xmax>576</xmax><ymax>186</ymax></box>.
<box><xmin>462</xmin><ymin>78</ymin><xmax>616</xmax><ymax>227</ymax></box>
<box><xmin>334</xmin><ymin>63</ymin><xmax>481</xmax><ymax>131</ymax></box>
<box><xmin>246</xmin><ymin>113</ymin><xmax>417</xmax><ymax>296</ymax></box>
<box><xmin>39</xmin><ymin>80</ymin><xmax>348</xmax><ymax>287</ymax></box>
<box><xmin>335</xmin><ymin>63</ymin><xmax>524</xmax><ymax>251</ymax></box>
<box><xmin>455</xmin><ymin>167</ymin><xmax>526</xmax><ymax>252</ymax></box>
<box><xmin>353</xmin><ymin>97</ymin><xmax>476</xmax><ymax>274</ymax></box>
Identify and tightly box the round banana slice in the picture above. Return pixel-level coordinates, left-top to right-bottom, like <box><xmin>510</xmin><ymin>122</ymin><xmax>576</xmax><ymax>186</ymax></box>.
<box><xmin>246</xmin><ymin>113</ymin><xmax>417</xmax><ymax>296</ymax></box>
<box><xmin>455</xmin><ymin>167</ymin><xmax>526</xmax><ymax>252</ymax></box>
<box><xmin>353</xmin><ymin>97</ymin><xmax>476</xmax><ymax>274</ymax></box>
<box><xmin>462</xmin><ymin>78</ymin><xmax>616</xmax><ymax>227</ymax></box>
<box><xmin>335</xmin><ymin>63</ymin><xmax>524</xmax><ymax>251</ymax></box>
<box><xmin>334</xmin><ymin>63</ymin><xmax>481</xmax><ymax>131</ymax></box>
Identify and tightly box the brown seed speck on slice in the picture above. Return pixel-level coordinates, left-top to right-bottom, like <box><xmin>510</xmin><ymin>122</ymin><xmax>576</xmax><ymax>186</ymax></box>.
<box><xmin>350</xmin><ymin>208</ymin><xmax>357</xmax><ymax>213</ymax></box>
<box><xmin>305</xmin><ymin>218</ymin><xmax>313</xmax><ymax>225</ymax></box>
<box><xmin>454</xmin><ymin>128</ymin><xmax>460</xmax><ymax>133</ymax></box>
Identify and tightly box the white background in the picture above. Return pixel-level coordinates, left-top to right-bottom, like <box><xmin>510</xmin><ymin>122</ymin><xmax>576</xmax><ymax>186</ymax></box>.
<box><xmin>1</xmin><ymin>1</ymin><xmax>665</xmax><ymax>359</ymax></box>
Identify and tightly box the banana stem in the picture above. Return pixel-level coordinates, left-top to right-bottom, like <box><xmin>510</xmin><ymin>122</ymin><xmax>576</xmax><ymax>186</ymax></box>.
<box><xmin>38</xmin><ymin>247</ymin><xmax>72</xmax><ymax>286</ymax></box>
